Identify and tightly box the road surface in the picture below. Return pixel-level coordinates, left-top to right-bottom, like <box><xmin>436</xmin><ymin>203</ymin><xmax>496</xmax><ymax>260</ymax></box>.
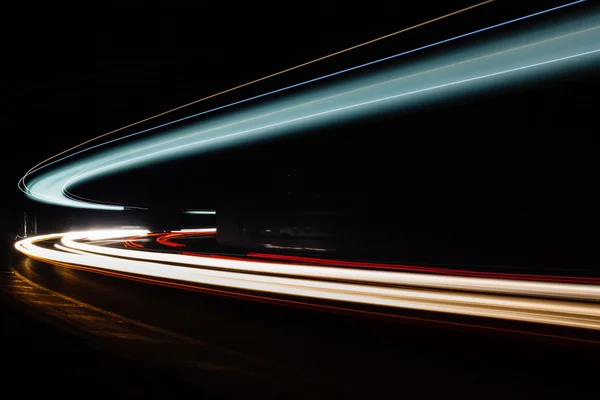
<box><xmin>5</xmin><ymin>229</ymin><xmax>600</xmax><ymax>399</ymax></box>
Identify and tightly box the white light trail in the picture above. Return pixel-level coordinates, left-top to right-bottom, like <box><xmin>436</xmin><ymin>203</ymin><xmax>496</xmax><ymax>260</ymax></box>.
<box><xmin>14</xmin><ymin>230</ymin><xmax>600</xmax><ymax>331</ymax></box>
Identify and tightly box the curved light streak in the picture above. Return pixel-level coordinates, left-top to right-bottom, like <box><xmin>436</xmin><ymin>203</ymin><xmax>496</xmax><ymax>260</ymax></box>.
<box><xmin>18</xmin><ymin>1</ymin><xmax>495</xmax><ymax>185</ymax></box>
<box><xmin>22</xmin><ymin>2</ymin><xmax>598</xmax><ymax>210</ymax></box>
<box><xmin>14</xmin><ymin>230</ymin><xmax>600</xmax><ymax>331</ymax></box>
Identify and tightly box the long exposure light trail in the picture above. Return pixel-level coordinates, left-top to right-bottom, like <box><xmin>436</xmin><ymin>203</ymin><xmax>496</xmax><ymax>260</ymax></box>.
<box><xmin>61</xmin><ymin>38</ymin><xmax>600</xmax><ymax>204</ymax></box>
<box><xmin>18</xmin><ymin>1</ymin><xmax>495</xmax><ymax>184</ymax></box>
<box><xmin>14</xmin><ymin>230</ymin><xmax>600</xmax><ymax>332</ymax></box>
<box><xmin>17</xmin><ymin>1</ymin><xmax>582</xmax><ymax>188</ymax></box>
<box><xmin>63</xmin><ymin>43</ymin><xmax>600</xmax><ymax>188</ymax></box>
<box><xmin>20</xmin><ymin>1</ymin><xmax>596</xmax><ymax>211</ymax></box>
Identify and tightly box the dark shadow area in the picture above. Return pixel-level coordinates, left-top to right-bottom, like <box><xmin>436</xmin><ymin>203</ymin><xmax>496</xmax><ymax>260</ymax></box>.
<box><xmin>0</xmin><ymin>246</ymin><xmax>215</xmax><ymax>398</ymax></box>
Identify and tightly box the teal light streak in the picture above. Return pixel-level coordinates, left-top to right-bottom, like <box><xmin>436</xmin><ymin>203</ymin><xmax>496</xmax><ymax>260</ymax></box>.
<box><xmin>24</xmin><ymin>10</ymin><xmax>600</xmax><ymax>210</ymax></box>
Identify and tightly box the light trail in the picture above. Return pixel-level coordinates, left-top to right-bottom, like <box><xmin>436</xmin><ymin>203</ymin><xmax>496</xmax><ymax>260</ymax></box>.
<box><xmin>18</xmin><ymin>1</ymin><xmax>494</xmax><ymax>184</ymax></box>
<box><xmin>64</xmin><ymin>43</ymin><xmax>600</xmax><ymax>187</ymax></box>
<box><xmin>155</xmin><ymin>230</ymin><xmax>215</xmax><ymax>247</ymax></box>
<box><xmin>243</xmin><ymin>253</ymin><xmax>600</xmax><ymax>285</ymax></box>
<box><xmin>19</xmin><ymin>2</ymin><xmax>596</xmax><ymax>211</ymax></box>
<box><xmin>14</xmin><ymin>230</ymin><xmax>600</xmax><ymax>332</ymax></box>
<box><xmin>62</xmin><ymin>37</ymin><xmax>600</xmax><ymax>205</ymax></box>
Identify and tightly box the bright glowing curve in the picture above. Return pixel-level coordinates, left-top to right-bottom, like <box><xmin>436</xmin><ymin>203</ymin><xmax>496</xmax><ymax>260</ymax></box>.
<box><xmin>62</xmin><ymin>42</ymin><xmax>600</xmax><ymax>205</ymax></box>
<box><xmin>14</xmin><ymin>230</ymin><xmax>600</xmax><ymax>331</ymax></box>
<box><xmin>18</xmin><ymin>1</ymin><xmax>495</xmax><ymax>185</ymax></box>
<box><xmin>20</xmin><ymin>2</ymin><xmax>596</xmax><ymax>210</ymax></box>
<box><xmin>64</xmin><ymin>44</ymin><xmax>600</xmax><ymax>188</ymax></box>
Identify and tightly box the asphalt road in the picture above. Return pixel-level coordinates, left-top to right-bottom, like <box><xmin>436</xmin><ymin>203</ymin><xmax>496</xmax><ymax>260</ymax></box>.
<box><xmin>0</xmin><ymin>285</ymin><xmax>210</xmax><ymax>399</ymax></box>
